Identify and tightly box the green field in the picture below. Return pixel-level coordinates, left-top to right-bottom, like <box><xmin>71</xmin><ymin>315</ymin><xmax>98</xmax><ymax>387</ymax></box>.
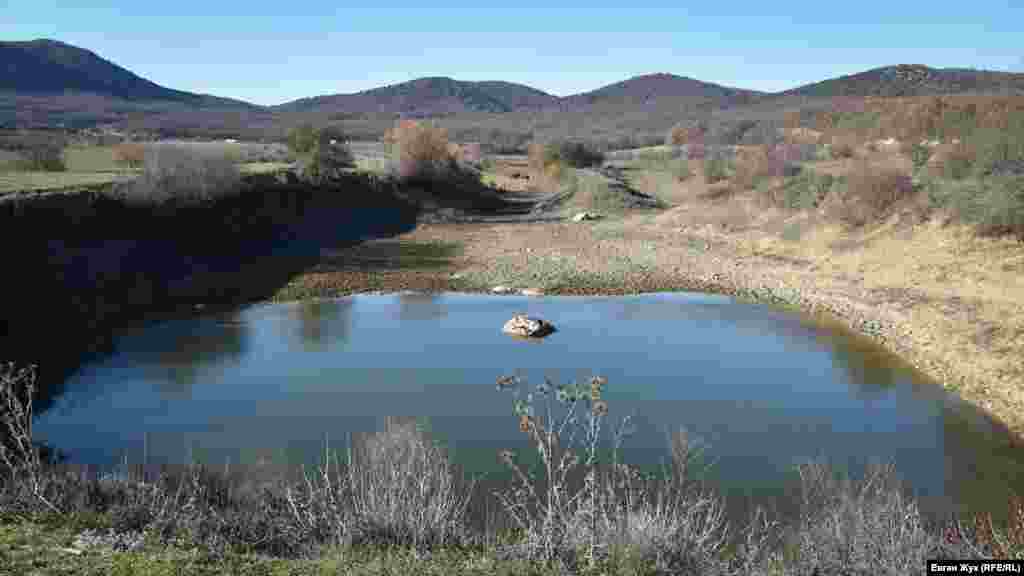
<box><xmin>0</xmin><ymin>171</ymin><xmax>129</xmax><ymax>194</ymax></box>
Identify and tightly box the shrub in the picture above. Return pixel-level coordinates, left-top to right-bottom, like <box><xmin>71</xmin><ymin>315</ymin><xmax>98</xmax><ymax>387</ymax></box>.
<box><xmin>526</xmin><ymin>140</ymin><xmax>602</xmax><ymax>185</ymax></box>
<box><xmin>495</xmin><ymin>374</ymin><xmax>737</xmax><ymax>571</ymax></box>
<box><xmin>905</xmin><ymin>141</ymin><xmax>932</xmax><ymax>169</ymax></box>
<box><xmin>720</xmin><ymin>119</ymin><xmax>760</xmax><ymax>146</ymax></box>
<box><xmin>927</xmin><ymin>175</ymin><xmax>1024</xmax><ymax>240</ymax></box>
<box><xmin>481</xmin><ymin>129</ymin><xmax>531</xmax><ymax>154</ymax></box>
<box><xmin>17</xmin><ymin>133</ymin><xmax>67</xmax><ymax>171</ymax></box>
<box><xmin>941</xmin><ymin>143</ymin><xmax>975</xmax><ymax>180</ymax></box>
<box><xmin>826</xmin><ymin>159</ymin><xmax>915</xmax><ymax>226</ymax></box>
<box><xmin>124</xmin><ymin>143</ymin><xmax>241</xmax><ymax>206</ymax></box>
<box><xmin>293</xmin><ymin>126</ymin><xmax>354</xmax><ymax>183</ymax></box>
<box><xmin>112</xmin><ymin>142</ymin><xmax>146</xmax><ymax>169</ymax></box>
<box><xmin>552</xmin><ymin>141</ymin><xmax>605</xmax><ymax>169</ymax></box>
<box><xmin>390</xmin><ymin>120</ymin><xmax>458</xmax><ymax>182</ymax></box>
<box><xmin>778</xmin><ymin>170</ymin><xmax>836</xmax><ymax>211</ymax></box>
<box><xmin>286</xmin><ymin>123</ymin><xmax>319</xmax><ymax>156</ymax></box>
<box><xmin>703</xmin><ymin>148</ymin><xmax>734</xmax><ymax>184</ymax></box>
<box><xmin>666</xmin><ymin>123</ymin><xmax>690</xmax><ymax>147</ymax></box>
<box><xmin>344</xmin><ymin>417</ymin><xmax>473</xmax><ymax>550</ymax></box>
<box><xmin>791</xmin><ymin>462</ymin><xmax>946</xmax><ymax>575</ymax></box>
<box><xmin>730</xmin><ymin>144</ymin><xmax>805</xmax><ymax>192</ymax></box>
<box><xmin>969</xmin><ymin>124</ymin><xmax>1024</xmax><ymax>178</ymax></box>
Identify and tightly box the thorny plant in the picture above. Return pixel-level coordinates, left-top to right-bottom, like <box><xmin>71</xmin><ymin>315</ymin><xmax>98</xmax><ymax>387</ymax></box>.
<box><xmin>0</xmin><ymin>362</ymin><xmax>59</xmax><ymax>513</ymax></box>
<box><xmin>493</xmin><ymin>374</ymin><xmax>751</xmax><ymax>573</ymax></box>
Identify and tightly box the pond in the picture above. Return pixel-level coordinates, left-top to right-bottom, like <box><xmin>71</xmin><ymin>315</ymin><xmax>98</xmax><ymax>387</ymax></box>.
<box><xmin>34</xmin><ymin>291</ymin><xmax>1024</xmax><ymax>528</ymax></box>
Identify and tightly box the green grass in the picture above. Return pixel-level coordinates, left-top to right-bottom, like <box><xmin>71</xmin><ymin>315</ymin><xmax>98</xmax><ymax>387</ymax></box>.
<box><xmin>239</xmin><ymin>162</ymin><xmax>294</xmax><ymax>175</ymax></box>
<box><xmin>0</xmin><ymin>521</ymin><xmax>557</xmax><ymax>576</ymax></box>
<box><xmin>0</xmin><ymin>149</ymin><xmax>23</xmax><ymax>171</ymax></box>
<box><xmin>0</xmin><ymin>164</ymin><xmax>283</xmax><ymax>195</ymax></box>
<box><xmin>63</xmin><ymin>146</ymin><xmax>125</xmax><ymax>173</ymax></box>
<box><xmin>0</xmin><ymin>171</ymin><xmax>129</xmax><ymax>194</ymax></box>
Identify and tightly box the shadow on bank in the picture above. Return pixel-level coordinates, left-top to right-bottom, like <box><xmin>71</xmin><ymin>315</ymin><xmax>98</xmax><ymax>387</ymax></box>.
<box><xmin>0</xmin><ymin>169</ymin><xmax>529</xmax><ymax>413</ymax></box>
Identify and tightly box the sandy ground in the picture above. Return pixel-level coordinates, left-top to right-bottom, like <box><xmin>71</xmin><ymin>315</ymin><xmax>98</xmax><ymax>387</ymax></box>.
<box><xmin>276</xmin><ymin>156</ymin><xmax>1024</xmax><ymax>445</ymax></box>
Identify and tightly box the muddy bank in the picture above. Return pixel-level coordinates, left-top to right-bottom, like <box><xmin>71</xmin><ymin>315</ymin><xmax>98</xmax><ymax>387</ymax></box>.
<box><xmin>267</xmin><ymin>215</ymin><xmax>1024</xmax><ymax>448</ymax></box>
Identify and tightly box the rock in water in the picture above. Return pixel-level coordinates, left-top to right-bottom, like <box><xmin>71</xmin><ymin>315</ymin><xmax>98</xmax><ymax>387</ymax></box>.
<box><xmin>502</xmin><ymin>314</ymin><xmax>556</xmax><ymax>338</ymax></box>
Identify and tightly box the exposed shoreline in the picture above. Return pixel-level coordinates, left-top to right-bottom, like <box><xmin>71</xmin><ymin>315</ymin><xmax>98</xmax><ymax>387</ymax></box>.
<box><xmin>264</xmin><ymin>214</ymin><xmax>1024</xmax><ymax>448</ymax></box>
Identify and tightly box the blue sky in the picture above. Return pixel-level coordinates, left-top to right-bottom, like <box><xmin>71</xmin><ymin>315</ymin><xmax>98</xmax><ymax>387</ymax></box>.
<box><xmin>4</xmin><ymin>0</ymin><xmax>1023</xmax><ymax>106</ymax></box>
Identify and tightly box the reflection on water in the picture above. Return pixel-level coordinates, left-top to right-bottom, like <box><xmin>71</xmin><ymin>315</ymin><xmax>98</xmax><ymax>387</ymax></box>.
<box><xmin>35</xmin><ymin>292</ymin><xmax>1024</xmax><ymax>529</ymax></box>
<box><xmin>290</xmin><ymin>298</ymin><xmax>354</xmax><ymax>353</ymax></box>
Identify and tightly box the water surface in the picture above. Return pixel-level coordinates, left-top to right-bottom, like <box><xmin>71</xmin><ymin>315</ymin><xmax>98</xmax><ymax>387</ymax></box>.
<box><xmin>37</xmin><ymin>292</ymin><xmax>1024</xmax><ymax>526</ymax></box>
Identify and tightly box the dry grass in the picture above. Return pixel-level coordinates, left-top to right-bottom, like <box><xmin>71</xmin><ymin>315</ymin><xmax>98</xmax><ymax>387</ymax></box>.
<box><xmin>823</xmin><ymin>158</ymin><xmax>915</xmax><ymax>227</ymax></box>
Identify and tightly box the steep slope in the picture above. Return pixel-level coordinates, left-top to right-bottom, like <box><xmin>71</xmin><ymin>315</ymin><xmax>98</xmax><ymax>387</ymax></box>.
<box><xmin>0</xmin><ymin>39</ymin><xmax>254</xmax><ymax>107</ymax></box>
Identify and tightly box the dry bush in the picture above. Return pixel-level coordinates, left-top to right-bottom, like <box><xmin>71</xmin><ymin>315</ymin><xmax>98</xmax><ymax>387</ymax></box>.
<box><xmin>112</xmin><ymin>142</ymin><xmax>146</xmax><ymax>169</ymax></box>
<box><xmin>731</xmin><ymin>145</ymin><xmax>805</xmax><ymax>192</ymax></box>
<box><xmin>969</xmin><ymin>494</ymin><xmax>1024</xmax><ymax>559</ymax></box>
<box><xmin>390</xmin><ymin>120</ymin><xmax>457</xmax><ymax>182</ymax></box>
<box><xmin>527</xmin><ymin>141</ymin><xmax>567</xmax><ymax>188</ymax></box>
<box><xmin>791</xmin><ymin>462</ymin><xmax>947</xmax><ymax>575</ymax></box>
<box><xmin>124</xmin><ymin>143</ymin><xmax>242</xmax><ymax>205</ymax></box>
<box><xmin>666</xmin><ymin>123</ymin><xmax>694</xmax><ymax>147</ymax></box>
<box><xmin>731</xmin><ymin>146</ymin><xmax>772</xmax><ymax>192</ymax></box>
<box><xmin>825</xmin><ymin>158</ymin><xmax>915</xmax><ymax>226</ymax></box>
<box><xmin>928</xmin><ymin>141</ymin><xmax>975</xmax><ymax>180</ymax></box>
<box><xmin>343</xmin><ymin>417</ymin><xmax>473</xmax><ymax>549</ymax></box>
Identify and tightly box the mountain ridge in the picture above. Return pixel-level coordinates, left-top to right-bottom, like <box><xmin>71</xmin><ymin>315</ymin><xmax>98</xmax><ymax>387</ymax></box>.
<box><xmin>3</xmin><ymin>39</ymin><xmax>1023</xmax><ymax>135</ymax></box>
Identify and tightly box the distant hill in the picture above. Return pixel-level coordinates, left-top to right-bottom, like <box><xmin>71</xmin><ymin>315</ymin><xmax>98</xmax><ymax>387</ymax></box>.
<box><xmin>278</xmin><ymin>73</ymin><xmax>764</xmax><ymax>118</ymax></box>
<box><xmin>0</xmin><ymin>39</ymin><xmax>255</xmax><ymax>108</ymax></box>
<box><xmin>776</xmin><ymin>64</ymin><xmax>1024</xmax><ymax>100</ymax></box>
<box><xmin>560</xmin><ymin>73</ymin><xmax>765</xmax><ymax>109</ymax></box>
<box><xmin>4</xmin><ymin>39</ymin><xmax>1024</xmax><ymax>144</ymax></box>
<box><xmin>275</xmin><ymin>76</ymin><xmax>560</xmax><ymax>117</ymax></box>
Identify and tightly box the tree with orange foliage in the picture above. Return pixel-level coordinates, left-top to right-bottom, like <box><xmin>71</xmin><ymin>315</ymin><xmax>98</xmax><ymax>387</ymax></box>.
<box><xmin>113</xmin><ymin>142</ymin><xmax>146</xmax><ymax>169</ymax></box>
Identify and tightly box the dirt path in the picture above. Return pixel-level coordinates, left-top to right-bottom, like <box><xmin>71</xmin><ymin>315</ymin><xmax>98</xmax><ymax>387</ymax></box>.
<box><xmin>276</xmin><ymin>170</ymin><xmax>1024</xmax><ymax>446</ymax></box>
